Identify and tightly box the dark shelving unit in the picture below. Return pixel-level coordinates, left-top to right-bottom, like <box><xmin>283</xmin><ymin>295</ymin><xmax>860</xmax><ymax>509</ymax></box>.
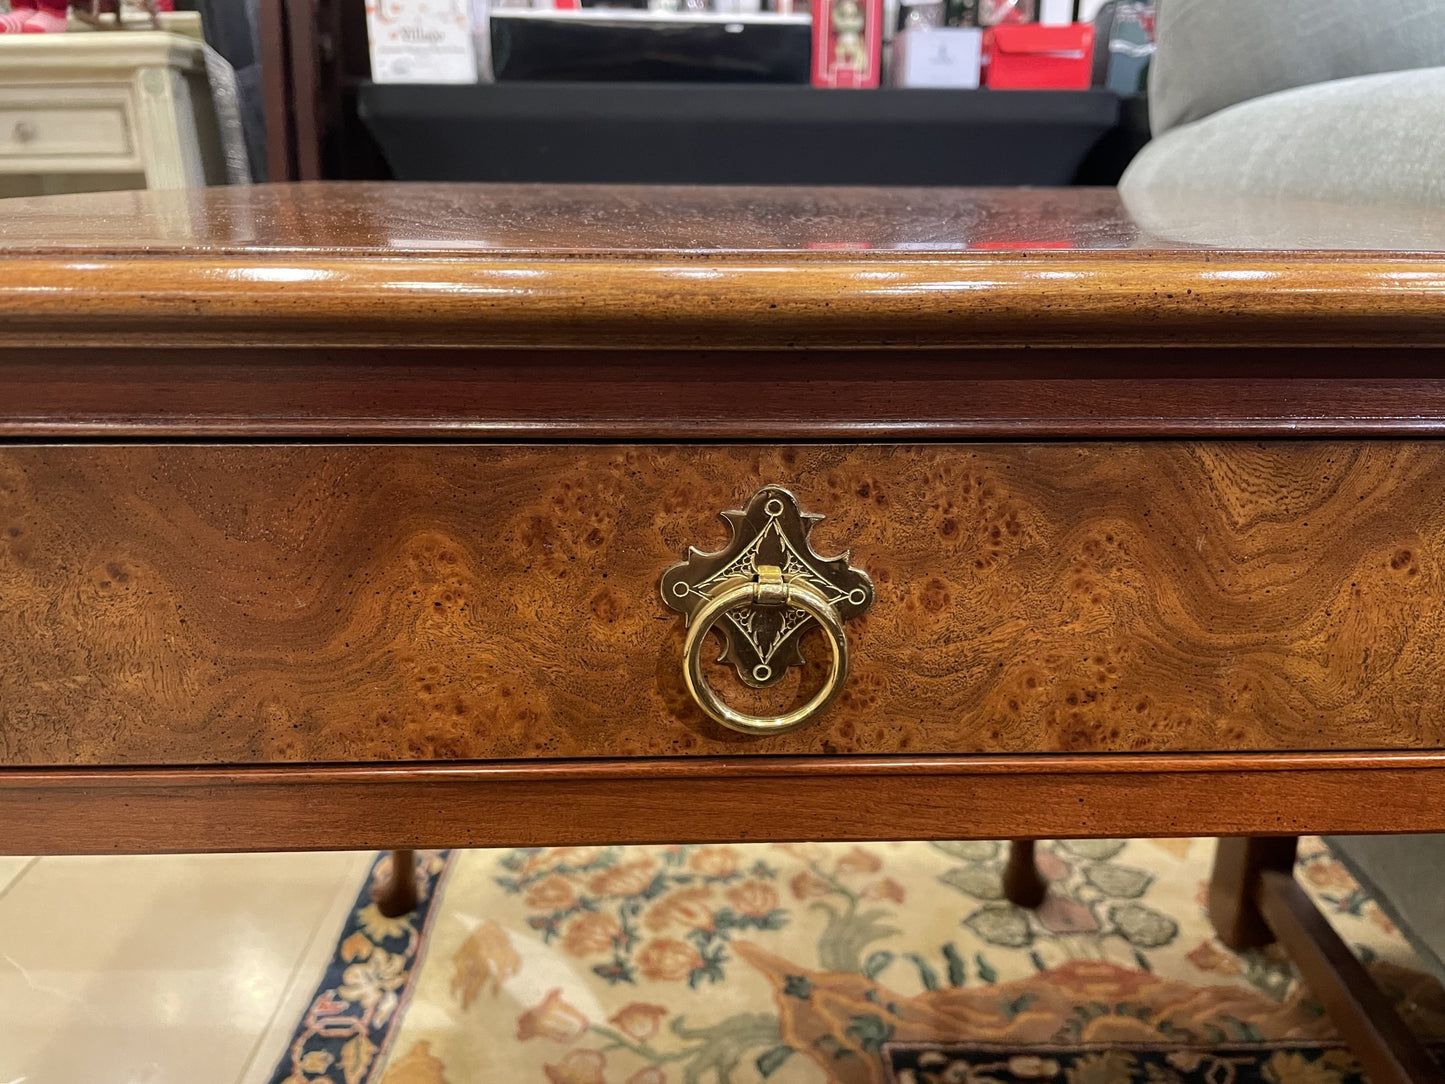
<box><xmin>358</xmin><ymin>82</ymin><xmax>1148</xmax><ymax>186</ymax></box>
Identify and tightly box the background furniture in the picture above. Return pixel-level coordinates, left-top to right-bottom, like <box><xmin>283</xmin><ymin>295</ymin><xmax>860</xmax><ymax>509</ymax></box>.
<box><xmin>3</xmin><ymin>183</ymin><xmax>1445</xmax><ymax>1082</ymax></box>
<box><xmin>262</xmin><ymin>0</ymin><xmax>1150</xmax><ymax>184</ymax></box>
<box><xmin>0</xmin><ymin>20</ymin><xmax>242</xmax><ymax>197</ymax></box>
<box><xmin>1120</xmin><ymin>0</ymin><xmax>1445</xmax><ymax>206</ymax></box>
<box><xmin>359</xmin><ymin>81</ymin><xmax>1143</xmax><ymax>185</ymax></box>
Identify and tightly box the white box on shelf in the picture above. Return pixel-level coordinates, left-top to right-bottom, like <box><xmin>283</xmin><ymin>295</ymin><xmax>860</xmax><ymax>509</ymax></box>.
<box><xmin>366</xmin><ymin>0</ymin><xmax>478</xmax><ymax>84</ymax></box>
<box><xmin>1038</xmin><ymin>0</ymin><xmax>1073</xmax><ymax>25</ymax></box>
<box><xmin>888</xmin><ymin>27</ymin><xmax>982</xmax><ymax>87</ymax></box>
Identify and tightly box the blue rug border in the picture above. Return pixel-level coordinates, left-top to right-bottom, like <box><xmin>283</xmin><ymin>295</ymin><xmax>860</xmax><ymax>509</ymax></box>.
<box><xmin>264</xmin><ymin>850</ymin><xmax>455</xmax><ymax>1084</ymax></box>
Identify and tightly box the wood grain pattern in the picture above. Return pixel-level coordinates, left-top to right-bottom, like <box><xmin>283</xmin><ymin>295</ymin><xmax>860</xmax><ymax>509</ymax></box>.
<box><xmin>4</xmin><ymin>442</ymin><xmax>1445</xmax><ymax>765</ymax></box>
<box><xmin>0</xmin><ymin>185</ymin><xmax>1443</xmax><ymax>349</ymax></box>
<box><xmin>5</xmin><ymin>752</ymin><xmax>1445</xmax><ymax>855</ymax></box>
<box><xmin>3</xmin><ymin>253</ymin><xmax>1445</xmax><ymax>349</ymax></box>
<box><xmin>4</xmin><ymin>183</ymin><xmax>1437</xmax><ymax>1079</ymax></box>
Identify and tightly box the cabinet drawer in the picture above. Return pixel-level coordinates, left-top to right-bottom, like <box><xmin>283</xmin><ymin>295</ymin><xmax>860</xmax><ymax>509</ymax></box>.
<box><xmin>1</xmin><ymin>443</ymin><xmax>1442</xmax><ymax>766</ymax></box>
<box><xmin>0</xmin><ymin>103</ymin><xmax>132</xmax><ymax>159</ymax></box>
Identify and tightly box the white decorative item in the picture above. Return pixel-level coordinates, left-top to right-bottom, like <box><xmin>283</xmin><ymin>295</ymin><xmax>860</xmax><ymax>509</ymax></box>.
<box><xmin>1038</xmin><ymin>0</ymin><xmax>1072</xmax><ymax>25</ymax></box>
<box><xmin>366</xmin><ymin>0</ymin><xmax>478</xmax><ymax>85</ymax></box>
<box><xmin>888</xmin><ymin>26</ymin><xmax>982</xmax><ymax>87</ymax></box>
<box><xmin>469</xmin><ymin>0</ymin><xmax>492</xmax><ymax>82</ymax></box>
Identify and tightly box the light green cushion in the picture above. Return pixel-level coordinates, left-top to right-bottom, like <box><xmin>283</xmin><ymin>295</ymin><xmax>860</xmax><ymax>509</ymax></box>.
<box><xmin>1150</xmin><ymin>0</ymin><xmax>1445</xmax><ymax>135</ymax></box>
<box><xmin>1121</xmin><ymin>65</ymin><xmax>1445</xmax><ymax>210</ymax></box>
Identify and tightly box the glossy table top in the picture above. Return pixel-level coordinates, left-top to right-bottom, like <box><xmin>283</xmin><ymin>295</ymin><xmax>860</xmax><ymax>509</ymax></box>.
<box><xmin>2</xmin><ymin>182</ymin><xmax>1444</xmax><ymax>254</ymax></box>
<box><xmin>1</xmin><ymin>183</ymin><xmax>1443</xmax><ymax>348</ymax></box>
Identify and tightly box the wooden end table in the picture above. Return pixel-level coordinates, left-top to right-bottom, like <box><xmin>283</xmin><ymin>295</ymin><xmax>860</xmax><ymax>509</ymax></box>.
<box><xmin>2</xmin><ymin>182</ymin><xmax>1445</xmax><ymax>1081</ymax></box>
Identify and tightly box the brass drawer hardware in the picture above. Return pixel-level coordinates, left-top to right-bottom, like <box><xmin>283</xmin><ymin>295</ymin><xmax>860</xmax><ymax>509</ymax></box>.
<box><xmin>660</xmin><ymin>486</ymin><xmax>874</xmax><ymax>734</ymax></box>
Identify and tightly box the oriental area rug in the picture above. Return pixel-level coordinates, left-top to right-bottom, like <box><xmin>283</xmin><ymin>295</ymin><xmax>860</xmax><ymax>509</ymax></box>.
<box><xmin>265</xmin><ymin>837</ymin><xmax>1445</xmax><ymax>1084</ymax></box>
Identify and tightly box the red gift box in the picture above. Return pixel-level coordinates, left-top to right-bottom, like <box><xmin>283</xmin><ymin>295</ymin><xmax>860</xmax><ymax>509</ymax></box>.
<box><xmin>982</xmin><ymin>23</ymin><xmax>1094</xmax><ymax>90</ymax></box>
<box><xmin>811</xmin><ymin>0</ymin><xmax>884</xmax><ymax>88</ymax></box>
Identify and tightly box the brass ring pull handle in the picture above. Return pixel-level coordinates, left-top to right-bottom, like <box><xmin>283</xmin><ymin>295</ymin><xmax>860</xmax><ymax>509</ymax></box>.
<box><xmin>684</xmin><ymin>567</ymin><xmax>849</xmax><ymax>735</ymax></box>
<box><xmin>661</xmin><ymin>486</ymin><xmax>874</xmax><ymax>736</ymax></box>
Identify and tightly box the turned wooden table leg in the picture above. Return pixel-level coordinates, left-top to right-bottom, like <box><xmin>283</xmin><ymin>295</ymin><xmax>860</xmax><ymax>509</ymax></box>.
<box><xmin>372</xmin><ymin>848</ymin><xmax>420</xmax><ymax>917</ymax></box>
<box><xmin>1210</xmin><ymin>836</ymin><xmax>1444</xmax><ymax>1084</ymax></box>
<box><xmin>1003</xmin><ymin>839</ymin><xmax>1048</xmax><ymax>909</ymax></box>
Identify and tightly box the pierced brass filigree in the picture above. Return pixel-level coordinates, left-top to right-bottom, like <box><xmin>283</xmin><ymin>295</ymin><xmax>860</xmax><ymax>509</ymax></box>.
<box><xmin>660</xmin><ymin>486</ymin><xmax>874</xmax><ymax>691</ymax></box>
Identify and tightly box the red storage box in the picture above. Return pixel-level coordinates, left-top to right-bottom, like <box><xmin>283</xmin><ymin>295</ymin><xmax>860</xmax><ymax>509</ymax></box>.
<box><xmin>982</xmin><ymin>23</ymin><xmax>1094</xmax><ymax>89</ymax></box>
<box><xmin>812</xmin><ymin>0</ymin><xmax>884</xmax><ymax>88</ymax></box>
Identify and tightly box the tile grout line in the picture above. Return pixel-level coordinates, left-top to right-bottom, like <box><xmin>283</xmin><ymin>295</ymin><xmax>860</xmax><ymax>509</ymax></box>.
<box><xmin>0</xmin><ymin>857</ymin><xmax>41</xmax><ymax>908</ymax></box>
<box><xmin>229</xmin><ymin>853</ymin><xmax>378</xmax><ymax>1084</ymax></box>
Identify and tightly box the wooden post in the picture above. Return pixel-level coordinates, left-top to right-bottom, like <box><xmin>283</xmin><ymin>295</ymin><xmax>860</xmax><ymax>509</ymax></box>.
<box><xmin>1003</xmin><ymin>839</ymin><xmax>1048</xmax><ymax>909</ymax></box>
<box><xmin>1207</xmin><ymin>835</ymin><xmax>1297</xmax><ymax>950</ymax></box>
<box><xmin>372</xmin><ymin>847</ymin><xmax>420</xmax><ymax>917</ymax></box>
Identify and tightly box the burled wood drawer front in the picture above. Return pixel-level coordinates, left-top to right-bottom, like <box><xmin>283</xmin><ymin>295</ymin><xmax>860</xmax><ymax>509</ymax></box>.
<box><xmin>1</xmin><ymin>443</ymin><xmax>1440</xmax><ymax>765</ymax></box>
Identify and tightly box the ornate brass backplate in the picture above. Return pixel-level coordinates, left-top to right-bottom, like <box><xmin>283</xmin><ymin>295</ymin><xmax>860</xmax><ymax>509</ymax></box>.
<box><xmin>660</xmin><ymin>486</ymin><xmax>874</xmax><ymax>688</ymax></box>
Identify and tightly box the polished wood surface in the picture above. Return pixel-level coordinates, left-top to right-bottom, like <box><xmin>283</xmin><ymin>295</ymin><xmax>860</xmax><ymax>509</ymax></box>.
<box><xmin>0</xmin><ymin>185</ymin><xmax>1444</xmax><ymax>349</ymax></box>
<box><xmin>3</xmin><ymin>181</ymin><xmax>1441</xmax><ymax>1078</ymax></box>
<box><xmin>5</xmin><ymin>751</ymin><xmax>1445</xmax><ymax>855</ymax></box>
<box><xmin>5</xmin><ymin>441</ymin><xmax>1445</xmax><ymax>764</ymax></box>
<box><xmin>5</xmin><ymin>182</ymin><xmax>1445</xmax><ymax>253</ymax></box>
<box><xmin>1</xmin><ymin>186</ymin><xmax>1443</xmax><ymax>814</ymax></box>
<box><xmin>8</xmin><ymin>347</ymin><xmax>1445</xmax><ymax>441</ymax></box>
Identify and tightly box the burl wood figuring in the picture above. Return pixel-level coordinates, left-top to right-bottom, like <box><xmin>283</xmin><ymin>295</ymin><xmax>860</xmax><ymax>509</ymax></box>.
<box><xmin>4</xmin><ymin>183</ymin><xmax>1445</xmax><ymax>1081</ymax></box>
<box><xmin>4</xmin><ymin>442</ymin><xmax>1445</xmax><ymax>764</ymax></box>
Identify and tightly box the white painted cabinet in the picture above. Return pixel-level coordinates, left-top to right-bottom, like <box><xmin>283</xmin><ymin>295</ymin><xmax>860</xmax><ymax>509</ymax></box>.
<box><xmin>0</xmin><ymin>29</ymin><xmax>231</xmax><ymax>196</ymax></box>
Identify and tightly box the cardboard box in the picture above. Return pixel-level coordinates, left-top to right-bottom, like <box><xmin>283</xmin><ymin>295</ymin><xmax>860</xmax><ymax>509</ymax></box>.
<box><xmin>982</xmin><ymin>22</ymin><xmax>1093</xmax><ymax>89</ymax></box>
<box><xmin>889</xmin><ymin>27</ymin><xmax>982</xmax><ymax>88</ymax></box>
<box><xmin>811</xmin><ymin>0</ymin><xmax>884</xmax><ymax>88</ymax></box>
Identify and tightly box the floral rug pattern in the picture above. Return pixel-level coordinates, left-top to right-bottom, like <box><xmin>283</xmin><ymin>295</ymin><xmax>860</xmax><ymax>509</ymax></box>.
<box><xmin>884</xmin><ymin>1041</ymin><xmax>1445</xmax><ymax>1083</ymax></box>
<box><xmin>268</xmin><ymin>838</ymin><xmax>1445</xmax><ymax>1084</ymax></box>
<box><xmin>267</xmin><ymin>850</ymin><xmax>453</xmax><ymax>1084</ymax></box>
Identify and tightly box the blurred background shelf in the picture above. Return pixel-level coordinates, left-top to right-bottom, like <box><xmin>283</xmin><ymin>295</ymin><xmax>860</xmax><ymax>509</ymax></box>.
<box><xmin>357</xmin><ymin>81</ymin><xmax>1147</xmax><ymax>186</ymax></box>
<box><xmin>252</xmin><ymin>0</ymin><xmax>1150</xmax><ymax>185</ymax></box>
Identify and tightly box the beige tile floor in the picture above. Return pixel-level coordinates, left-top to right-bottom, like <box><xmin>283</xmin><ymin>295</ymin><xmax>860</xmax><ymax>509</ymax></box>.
<box><xmin>0</xmin><ymin>850</ymin><xmax>376</xmax><ymax>1084</ymax></box>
